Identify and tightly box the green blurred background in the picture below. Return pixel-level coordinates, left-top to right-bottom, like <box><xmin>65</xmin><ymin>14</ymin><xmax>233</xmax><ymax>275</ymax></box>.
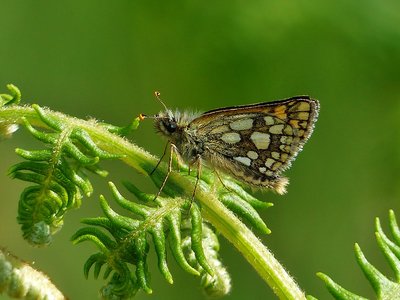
<box><xmin>1</xmin><ymin>1</ymin><xmax>400</xmax><ymax>299</ymax></box>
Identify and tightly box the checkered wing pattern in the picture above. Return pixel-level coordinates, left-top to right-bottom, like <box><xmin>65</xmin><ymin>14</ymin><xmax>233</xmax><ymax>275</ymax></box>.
<box><xmin>188</xmin><ymin>96</ymin><xmax>319</xmax><ymax>192</ymax></box>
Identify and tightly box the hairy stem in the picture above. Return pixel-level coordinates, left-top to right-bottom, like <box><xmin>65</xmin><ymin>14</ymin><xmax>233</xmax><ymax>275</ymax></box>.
<box><xmin>0</xmin><ymin>248</ymin><xmax>65</xmax><ymax>299</ymax></box>
<box><xmin>200</xmin><ymin>192</ymin><xmax>305</xmax><ymax>300</ymax></box>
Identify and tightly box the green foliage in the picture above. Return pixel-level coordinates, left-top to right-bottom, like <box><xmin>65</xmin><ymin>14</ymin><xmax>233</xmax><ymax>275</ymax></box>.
<box><xmin>8</xmin><ymin>104</ymin><xmax>123</xmax><ymax>246</ymax></box>
<box><xmin>317</xmin><ymin>210</ymin><xmax>400</xmax><ymax>300</ymax></box>
<box><xmin>0</xmin><ymin>84</ymin><xmax>21</xmax><ymax>139</ymax></box>
<box><xmin>1</xmin><ymin>1</ymin><xmax>400</xmax><ymax>297</ymax></box>
<box><xmin>10</xmin><ymin>83</ymin><xmax>400</xmax><ymax>300</ymax></box>
<box><xmin>72</xmin><ymin>182</ymin><xmax>231</xmax><ymax>298</ymax></box>
<box><xmin>2</xmin><ymin>84</ymin><xmax>295</xmax><ymax>299</ymax></box>
<box><xmin>3</xmin><ymin>83</ymin><xmax>400</xmax><ymax>299</ymax></box>
<box><xmin>181</xmin><ymin>221</ymin><xmax>231</xmax><ymax>297</ymax></box>
<box><xmin>0</xmin><ymin>84</ymin><xmax>21</xmax><ymax>106</ymax></box>
<box><xmin>0</xmin><ymin>84</ymin><xmax>145</xmax><ymax>248</ymax></box>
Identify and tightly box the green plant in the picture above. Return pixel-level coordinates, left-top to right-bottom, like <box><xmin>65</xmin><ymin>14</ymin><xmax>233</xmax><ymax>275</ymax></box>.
<box><xmin>0</xmin><ymin>84</ymin><xmax>399</xmax><ymax>300</ymax></box>
<box><xmin>317</xmin><ymin>209</ymin><xmax>400</xmax><ymax>300</ymax></box>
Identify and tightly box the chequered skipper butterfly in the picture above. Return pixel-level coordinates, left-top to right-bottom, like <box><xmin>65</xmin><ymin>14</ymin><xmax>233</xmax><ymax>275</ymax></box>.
<box><xmin>142</xmin><ymin>93</ymin><xmax>319</xmax><ymax>197</ymax></box>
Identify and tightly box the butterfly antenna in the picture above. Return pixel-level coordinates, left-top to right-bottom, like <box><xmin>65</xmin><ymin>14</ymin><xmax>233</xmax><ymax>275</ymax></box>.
<box><xmin>154</xmin><ymin>91</ymin><xmax>169</xmax><ymax>111</ymax></box>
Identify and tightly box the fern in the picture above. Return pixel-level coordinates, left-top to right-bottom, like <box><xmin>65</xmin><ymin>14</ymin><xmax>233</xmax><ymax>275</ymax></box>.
<box><xmin>181</xmin><ymin>220</ymin><xmax>232</xmax><ymax>297</ymax></box>
<box><xmin>8</xmin><ymin>102</ymin><xmax>127</xmax><ymax>246</ymax></box>
<box><xmin>317</xmin><ymin>210</ymin><xmax>400</xmax><ymax>300</ymax></box>
<box><xmin>72</xmin><ymin>181</ymin><xmax>231</xmax><ymax>298</ymax></box>
<box><xmin>5</xmin><ymin>84</ymin><xmax>400</xmax><ymax>299</ymax></box>
<box><xmin>0</xmin><ymin>84</ymin><xmax>306</xmax><ymax>299</ymax></box>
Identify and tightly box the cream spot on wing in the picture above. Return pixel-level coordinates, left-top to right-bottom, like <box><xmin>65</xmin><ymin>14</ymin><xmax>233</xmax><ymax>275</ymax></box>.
<box><xmin>250</xmin><ymin>132</ymin><xmax>270</xmax><ymax>149</ymax></box>
<box><xmin>280</xmin><ymin>136</ymin><xmax>293</xmax><ymax>144</ymax></box>
<box><xmin>272</xmin><ymin>162</ymin><xmax>282</xmax><ymax>171</ymax></box>
<box><xmin>266</xmin><ymin>170</ymin><xmax>274</xmax><ymax>176</ymax></box>
<box><xmin>265</xmin><ymin>158</ymin><xmax>275</xmax><ymax>168</ymax></box>
<box><xmin>283</xmin><ymin>125</ymin><xmax>293</xmax><ymax>135</ymax></box>
<box><xmin>210</xmin><ymin>125</ymin><xmax>229</xmax><ymax>134</ymax></box>
<box><xmin>247</xmin><ymin>151</ymin><xmax>258</xmax><ymax>160</ymax></box>
<box><xmin>269</xmin><ymin>124</ymin><xmax>284</xmax><ymax>134</ymax></box>
<box><xmin>290</xmin><ymin>137</ymin><xmax>301</xmax><ymax>151</ymax></box>
<box><xmin>297</xmin><ymin>101</ymin><xmax>310</xmax><ymax>111</ymax></box>
<box><xmin>264</xmin><ymin>116</ymin><xmax>275</xmax><ymax>125</ymax></box>
<box><xmin>271</xmin><ymin>152</ymin><xmax>280</xmax><ymax>160</ymax></box>
<box><xmin>281</xmin><ymin>153</ymin><xmax>289</xmax><ymax>161</ymax></box>
<box><xmin>297</xmin><ymin>112</ymin><xmax>310</xmax><ymax>120</ymax></box>
<box><xmin>292</xmin><ymin>137</ymin><xmax>301</xmax><ymax>144</ymax></box>
<box><xmin>234</xmin><ymin>156</ymin><xmax>251</xmax><ymax>166</ymax></box>
<box><xmin>289</xmin><ymin>101</ymin><xmax>310</xmax><ymax>112</ymax></box>
<box><xmin>299</xmin><ymin>121</ymin><xmax>308</xmax><ymax>128</ymax></box>
<box><xmin>259</xmin><ymin>167</ymin><xmax>267</xmax><ymax>173</ymax></box>
<box><xmin>280</xmin><ymin>145</ymin><xmax>291</xmax><ymax>153</ymax></box>
<box><xmin>229</xmin><ymin>118</ymin><xmax>254</xmax><ymax>130</ymax></box>
<box><xmin>221</xmin><ymin>132</ymin><xmax>241</xmax><ymax>144</ymax></box>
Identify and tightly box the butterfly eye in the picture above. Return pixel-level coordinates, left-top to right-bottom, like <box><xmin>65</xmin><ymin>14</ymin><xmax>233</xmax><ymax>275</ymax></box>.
<box><xmin>163</xmin><ymin>119</ymin><xmax>177</xmax><ymax>133</ymax></box>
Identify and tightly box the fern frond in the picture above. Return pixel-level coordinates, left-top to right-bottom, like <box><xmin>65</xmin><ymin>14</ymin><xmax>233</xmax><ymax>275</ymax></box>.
<box><xmin>72</xmin><ymin>182</ymin><xmax>229</xmax><ymax>298</ymax></box>
<box><xmin>6</xmin><ymin>102</ymin><xmax>131</xmax><ymax>246</ymax></box>
<box><xmin>182</xmin><ymin>222</ymin><xmax>231</xmax><ymax>297</ymax></box>
<box><xmin>0</xmin><ymin>84</ymin><xmax>307</xmax><ymax>299</ymax></box>
<box><xmin>0</xmin><ymin>84</ymin><xmax>21</xmax><ymax>138</ymax></box>
<box><xmin>0</xmin><ymin>83</ymin><xmax>21</xmax><ymax>106</ymax></box>
<box><xmin>317</xmin><ymin>210</ymin><xmax>400</xmax><ymax>299</ymax></box>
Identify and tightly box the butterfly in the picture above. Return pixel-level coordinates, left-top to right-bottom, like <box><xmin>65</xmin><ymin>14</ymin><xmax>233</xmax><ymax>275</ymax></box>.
<box><xmin>142</xmin><ymin>92</ymin><xmax>319</xmax><ymax>197</ymax></box>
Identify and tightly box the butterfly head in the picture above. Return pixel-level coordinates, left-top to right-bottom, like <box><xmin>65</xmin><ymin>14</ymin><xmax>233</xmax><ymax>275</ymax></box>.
<box><xmin>154</xmin><ymin>110</ymin><xmax>179</xmax><ymax>136</ymax></box>
<box><xmin>140</xmin><ymin>92</ymin><xmax>189</xmax><ymax>142</ymax></box>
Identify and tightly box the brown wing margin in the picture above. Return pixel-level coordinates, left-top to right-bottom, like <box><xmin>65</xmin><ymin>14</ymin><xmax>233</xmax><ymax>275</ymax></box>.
<box><xmin>200</xmin><ymin>96</ymin><xmax>312</xmax><ymax>116</ymax></box>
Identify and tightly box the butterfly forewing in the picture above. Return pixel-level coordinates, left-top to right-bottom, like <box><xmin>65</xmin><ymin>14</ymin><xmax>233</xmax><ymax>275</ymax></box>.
<box><xmin>188</xmin><ymin>96</ymin><xmax>319</xmax><ymax>191</ymax></box>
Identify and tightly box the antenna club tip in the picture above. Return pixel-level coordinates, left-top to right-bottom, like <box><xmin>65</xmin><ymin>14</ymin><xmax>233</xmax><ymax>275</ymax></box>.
<box><xmin>139</xmin><ymin>113</ymin><xmax>146</xmax><ymax>121</ymax></box>
<box><xmin>153</xmin><ymin>91</ymin><xmax>168</xmax><ymax>111</ymax></box>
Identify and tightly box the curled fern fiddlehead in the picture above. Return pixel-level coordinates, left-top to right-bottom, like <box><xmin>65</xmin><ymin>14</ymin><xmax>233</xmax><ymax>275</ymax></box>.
<box><xmin>72</xmin><ymin>182</ymin><xmax>229</xmax><ymax>298</ymax></box>
<box><xmin>317</xmin><ymin>210</ymin><xmax>400</xmax><ymax>300</ymax></box>
<box><xmin>9</xmin><ymin>104</ymin><xmax>122</xmax><ymax>246</ymax></box>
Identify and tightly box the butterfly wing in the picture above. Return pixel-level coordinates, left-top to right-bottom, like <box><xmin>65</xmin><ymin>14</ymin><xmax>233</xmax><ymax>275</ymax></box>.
<box><xmin>187</xmin><ymin>96</ymin><xmax>320</xmax><ymax>193</ymax></box>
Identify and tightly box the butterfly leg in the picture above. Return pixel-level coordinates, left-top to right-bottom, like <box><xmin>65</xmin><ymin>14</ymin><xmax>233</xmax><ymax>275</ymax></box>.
<box><xmin>154</xmin><ymin>143</ymin><xmax>177</xmax><ymax>200</ymax></box>
<box><xmin>172</xmin><ymin>150</ymin><xmax>184</xmax><ymax>173</ymax></box>
<box><xmin>151</xmin><ymin>141</ymin><xmax>170</xmax><ymax>175</ymax></box>
<box><xmin>191</xmin><ymin>155</ymin><xmax>202</xmax><ymax>200</ymax></box>
<box><xmin>214</xmin><ymin>169</ymin><xmax>232</xmax><ymax>193</ymax></box>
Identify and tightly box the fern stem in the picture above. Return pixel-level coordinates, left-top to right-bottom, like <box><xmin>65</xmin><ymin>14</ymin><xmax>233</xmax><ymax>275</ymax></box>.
<box><xmin>0</xmin><ymin>105</ymin><xmax>156</xmax><ymax>173</ymax></box>
<box><xmin>0</xmin><ymin>248</ymin><xmax>65</xmax><ymax>299</ymax></box>
<box><xmin>199</xmin><ymin>191</ymin><xmax>305</xmax><ymax>300</ymax></box>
